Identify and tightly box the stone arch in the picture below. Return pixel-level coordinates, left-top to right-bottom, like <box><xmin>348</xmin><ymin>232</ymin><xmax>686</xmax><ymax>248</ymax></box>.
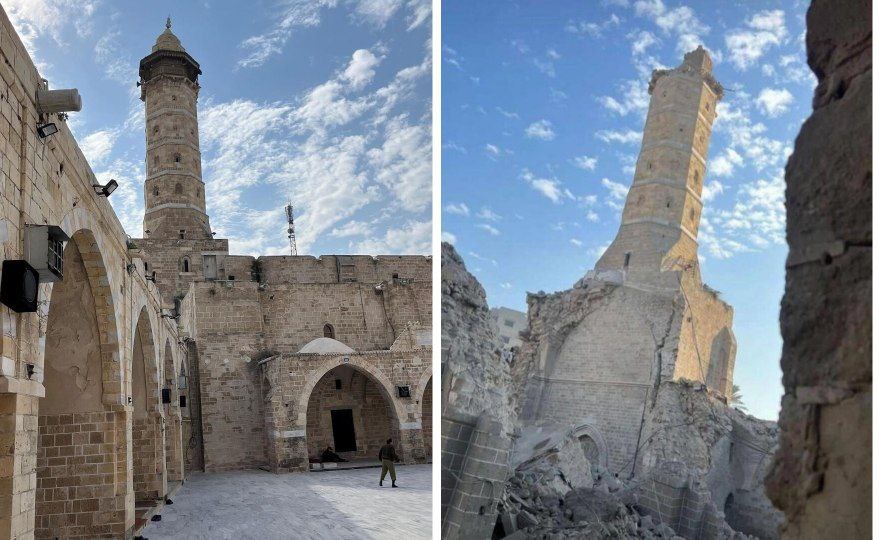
<box><xmin>132</xmin><ymin>306</ymin><xmax>166</xmax><ymax>502</ymax></box>
<box><xmin>415</xmin><ymin>368</ymin><xmax>433</xmax><ymax>459</ymax></box>
<box><xmin>323</xmin><ymin>323</ymin><xmax>335</xmax><ymax>339</ymax></box>
<box><xmin>181</xmin><ymin>256</ymin><xmax>190</xmax><ymax>272</ymax></box>
<box><xmin>52</xmin><ymin>221</ymin><xmax>123</xmax><ymax>405</ymax></box>
<box><xmin>303</xmin><ymin>362</ymin><xmax>401</xmax><ymax>462</ymax></box>
<box><xmin>36</xmin><ymin>229</ymin><xmax>124</xmax><ymax>538</ymax></box>
<box><xmin>295</xmin><ymin>356</ymin><xmax>406</xmax><ymax>426</ymax></box>
<box><xmin>571</xmin><ymin>423</ymin><xmax>609</xmax><ymax>469</ymax></box>
<box><xmin>707</xmin><ymin>327</ymin><xmax>735</xmax><ymax>397</ymax></box>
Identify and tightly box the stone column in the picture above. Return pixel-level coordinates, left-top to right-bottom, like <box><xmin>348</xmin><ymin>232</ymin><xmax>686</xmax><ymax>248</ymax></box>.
<box><xmin>0</xmin><ymin>393</ymin><xmax>38</xmax><ymax>540</ymax></box>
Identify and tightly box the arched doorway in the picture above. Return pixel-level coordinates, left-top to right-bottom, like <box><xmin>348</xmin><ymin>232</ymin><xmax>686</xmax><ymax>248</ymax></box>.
<box><xmin>132</xmin><ymin>307</ymin><xmax>165</xmax><ymax>503</ymax></box>
<box><xmin>305</xmin><ymin>365</ymin><xmax>400</xmax><ymax>464</ymax></box>
<box><xmin>421</xmin><ymin>376</ymin><xmax>432</xmax><ymax>459</ymax></box>
<box><xmin>35</xmin><ymin>231</ymin><xmax>123</xmax><ymax>538</ymax></box>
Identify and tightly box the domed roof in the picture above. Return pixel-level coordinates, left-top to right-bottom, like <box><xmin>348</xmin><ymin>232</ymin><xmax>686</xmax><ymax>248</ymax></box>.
<box><xmin>152</xmin><ymin>17</ymin><xmax>185</xmax><ymax>53</ymax></box>
<box><xmin>297</xmin><ymin>337</ymin><xmax>355</xmax><ymax>355</ymax></box>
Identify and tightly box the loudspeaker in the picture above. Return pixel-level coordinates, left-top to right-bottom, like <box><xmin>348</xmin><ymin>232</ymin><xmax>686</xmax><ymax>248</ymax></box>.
<box><xmin>161</xmin><ymin>388</ymin><xmax>171</xmax><ymax>404</ymax></box>
<box><xmin>179</xmin><ymin>395</ymin><xmax>187</xmax><ymax>407</ymax></box>
<box><xmin>1</xmin><ymin>260</ymin><xmax>39</xmax><ymax>312</ymax></box>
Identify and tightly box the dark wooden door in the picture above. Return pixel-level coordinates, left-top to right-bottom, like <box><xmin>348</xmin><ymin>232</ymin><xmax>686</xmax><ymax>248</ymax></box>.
<box><xmin>331</xmin><ymin>409</ymin><xmax>357</xmax><ymax>452</ymax></box>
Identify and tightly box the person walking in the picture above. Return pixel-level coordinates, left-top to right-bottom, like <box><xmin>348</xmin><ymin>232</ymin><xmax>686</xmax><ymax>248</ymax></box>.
<box><xmin>379</xmin><ymin>438</ymin><xmax>399</xmax><ymax>487</ymax></box>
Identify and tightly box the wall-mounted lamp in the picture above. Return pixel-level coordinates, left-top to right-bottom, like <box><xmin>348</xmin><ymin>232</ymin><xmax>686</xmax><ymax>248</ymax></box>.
<box><xmin>93</xmin><ymin>179</ymin><xmax>118</xmax><ymax>197</ymax></box>
<box><xmin>37</xmin><ymin>123</ymin><xmax>58</xmax><ymax>138</ymax></box>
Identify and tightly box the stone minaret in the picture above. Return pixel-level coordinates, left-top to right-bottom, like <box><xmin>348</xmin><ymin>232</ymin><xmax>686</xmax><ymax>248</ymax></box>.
<box><xmin>594</xmin><ymin>46</ymin><xmax>723</xmax><ymax>291</ymax></box>
<box><xmin>139</xmin><ymin>18</ymin><xmax>211</xmax><ymax>240</ymax></box>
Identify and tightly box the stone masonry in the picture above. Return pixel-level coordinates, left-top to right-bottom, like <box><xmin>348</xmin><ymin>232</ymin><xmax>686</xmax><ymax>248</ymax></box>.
<box><xmin>131</xmin><ymin>24</ymin><xmax>433</xmax><ymax>475</ymax></box>
<box><xmin>764</xmin><ymin>0</ymin><xmax>872</xmax><ymax>537</ymax></box>
<box><xmin>0</xmin><ymin>6</ymin><xmax>186</xmax><ymax>538</ymax></box>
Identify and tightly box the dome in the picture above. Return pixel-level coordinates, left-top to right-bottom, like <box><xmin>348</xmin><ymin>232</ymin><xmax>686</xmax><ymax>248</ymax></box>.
<box><xmin>152</xmin><ymin>18</ymin><xmax>185</xmax><ymax>53</ymax></box>
<box><xmin>297</xmin><ymin>337</ymin><xmax>355</xmax><ymax>355</ymax></box>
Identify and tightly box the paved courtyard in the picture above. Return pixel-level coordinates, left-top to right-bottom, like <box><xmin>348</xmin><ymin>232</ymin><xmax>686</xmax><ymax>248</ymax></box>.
<box><xmin>139</xmin><ymin>465</ymin><xmax>432</xmax><ymax>539</ymax></box>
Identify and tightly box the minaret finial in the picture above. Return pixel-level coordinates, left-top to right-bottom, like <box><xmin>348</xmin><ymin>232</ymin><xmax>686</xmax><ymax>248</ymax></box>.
<box><xmin>166</xmin><ymin>16</ymin><xmax>172</xmax><ymax>30</ymax></box>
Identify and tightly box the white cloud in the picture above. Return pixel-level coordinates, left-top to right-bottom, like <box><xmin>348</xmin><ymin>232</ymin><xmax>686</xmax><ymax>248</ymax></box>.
<box><xmin>500</xmin><ymin>282</ymin><xmax>512</xmax><ymax>289</ymax></box>
<box><xmin>701</xmin><ymin>180</ymin><xmax>725</xmax><ymax>202</ymax></box>
<box><xmin>714</xmin><ymin>102</ymin><xmax>788</xmax><ymax>171</ymax></box>
<box><xmin>476</xmin><ymin>223</ymin><xmax>500</xmax><ymax>236</ymax></box>
<box><xmin>485</xmin><ymin>143</ymin><xmax>500</xmax><ymax>159</ymax></box>
<box><xmin>630</xmin><ymin>30</ymin><xmax>659</xmax><ymax>55</ymax></box>
<box><xmin>355</xmin><ymin>219</ymin><xmax>430</xmax><ymax>254</ymax></box>
<box><xmin>725</xmin><ymin>9</ymin><xmax>787</xmax><ymax>70</ymax></box>
<box><xmin>496</xmin><ymin>107</ymin><xmax>519</xmax><ymax>119</ymax></box>
<box><xmin>565</xmin><ymin>14</ymin><xmax>621</xmax><ymax>38</ymax></box>
<box><xmin>342</xmin><ymin>48</ymin><xmax>383</xmax><ymax>89</ymax></box>
<box><xmin>441</xmin><ymin>231</ymin><xmax>457</xmax><ymax>244</ymax></box>
<box><xmin>711</xmin><ymin>148</ymin><xmax>744</xmax><ymax>177</ymax></box>
<box><xmin>598</xmin><ymin>79</ymin><xmax>649</xmax><ymax>116</ymax></box>
<box><xmin>570</xmin><ymin>238</ymin><xmax>583</xmax><ymax>247</ymax></box>
<box><xmin>586</xmin><ymin>210</ymin><xmax>600</xmax><ymax>222</ymax></box>
<box><xmin>238</xmin><ymin>0</ymin><xmax>428</xmax><ymax>68</ymax></box>
<box><xmin>596</xmin><ymin>129</ymin><xmax>642</xmax><ymax>144</ymax></box>
<box><xmin>525</xmin><ymin>119</ymin><xmax>556</xmax><ymax>140</ymax></box>
<box><xmin>756</xmin><ymin>87</ymin><xmax>794</xmax><ymax>117</ymax></box>
<box><xmin>445</xmin><ymin>202</ymin><xmax>470</xmax><ymax>216</ymax></box>
<box><xmin>572</xmin><ymin>155</ymin><xmax>598</xmax><ymax>170</ymax></box>
<box><xmin>79</xmin><ymin>129</ymin><xmax>118</xmax><ymax>166</ymax></box>
<box><xmin>601</xmin><ymin>177</ymin><xmax>629</xmax><ymax>204</ymax></box>
<box><xmin>521</xmin><ymin>169</ymin><xmax>571</xmax><ymax>203</ymax></box>
<box><xmin>330</xmin><ymin>220</ymin><xmax>373</xmax><ymax>237</ymax></box>
<box><xmin>634</xmin><ymin>0</ymin><xmax>709</xmax><ymax>54</ymax></box>
<box><xmin>366</xmin><ymin>115</ymin><xmax>432</xmax><ymax>212</ymax></box>
<box><xmin>477</xmin><ymin>207</ymin><xmax>502</xmax><ymax>221</ymax></box>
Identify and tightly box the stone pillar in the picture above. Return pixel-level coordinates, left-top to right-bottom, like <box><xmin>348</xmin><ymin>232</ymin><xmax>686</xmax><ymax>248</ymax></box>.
<box><xmin>442</xmin><ymin>414</ymin><xmax>512</xmax><ymax>540</ymax></box>
<box><xmin>164</xmin><ymin>410</ymin><xmax>185</xmax><ymax>484</ymax></box>
<box><xmin>0</xmin><ymin>393</ymin><xmax>38</xmax><ymax>540</ymax></box>
<box><xmin>765</xmin><ymin>0</ymin><xmax>871</xmax><ymax>537</ymax></box>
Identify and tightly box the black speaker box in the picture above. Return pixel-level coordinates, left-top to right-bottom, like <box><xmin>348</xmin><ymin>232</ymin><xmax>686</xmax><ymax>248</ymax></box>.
<box><xmin>179</xmin><ymin>395</ymin><xmax>187</xmax><ymax>407</ymax></box>
<box><xmin>1</xmin><ymin>260</ymin><xmax>39</xmax><ymax>312</ymax></box>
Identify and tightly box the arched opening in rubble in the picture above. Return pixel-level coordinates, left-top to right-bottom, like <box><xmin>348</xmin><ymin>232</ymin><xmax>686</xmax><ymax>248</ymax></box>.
<box><xmin>707</xmin><ymin>327</ymin><xmax>735</xmax><ymax>398</ymax></box>
<box><xmin>571</xmin><ymin>423</ymin><xmax>609</xmax><ymax>470</ymax></box>
<box><xmin>36</xmin><ymin>230</ymin><xmax>123</xmax><ymax>538</ymax></box>
<box><xmin>305</xmin><ymin>364</ymin><xmax>400</xmax><ymax>464</ymax></box>
<box><xmin>132</xmin><ymin>307</ymin><xmax>165</xmax><ymax>504</ymax></box>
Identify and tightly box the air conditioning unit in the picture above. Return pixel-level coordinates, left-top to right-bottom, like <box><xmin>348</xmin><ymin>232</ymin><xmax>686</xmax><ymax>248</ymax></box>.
<box><xmin>24</xmin><ymin>225</ymin><xmax>68</xmax><ymax>282</ymax></box>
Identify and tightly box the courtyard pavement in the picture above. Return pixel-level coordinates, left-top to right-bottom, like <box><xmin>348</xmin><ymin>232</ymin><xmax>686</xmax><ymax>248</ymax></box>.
<box><xmin>139</xmin><ymin>464</ymin><xmax>432</xmax><ymax>539</ymax></box>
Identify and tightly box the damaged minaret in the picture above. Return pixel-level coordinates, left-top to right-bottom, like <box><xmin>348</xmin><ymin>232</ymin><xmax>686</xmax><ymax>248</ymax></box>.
<box><xmin>517</xmin><ymin>47</ymin><xmax>736</xmax><ymax>473</ymax></box>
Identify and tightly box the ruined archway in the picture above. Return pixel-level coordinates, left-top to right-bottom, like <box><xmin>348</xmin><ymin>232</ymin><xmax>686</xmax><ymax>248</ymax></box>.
<box><xmin>304</xmin><ymin>364</ymin><xmax>401</xmax><ymax>464</ymax></box>
<box><xmin>131</xmin><ymin>307</ymin><xmax>165</xmax><ymax>503</ymax></box>
<box><xmin>571</xmin><ymin>423</ymin><xmax>609</xmax><ymax>469</ymax></box>
<box><xmin>36</xmin><ymin>230</ymin><xmax>125</xmax><ymax>538</ymax></box>
<box><xmin>707</xmin><ymin>327</ymin><xmax>734</xmax><ymax>397</ymax></box>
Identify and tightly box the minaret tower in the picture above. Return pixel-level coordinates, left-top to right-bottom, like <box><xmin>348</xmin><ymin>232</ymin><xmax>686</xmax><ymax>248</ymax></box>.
<box><xmin>139</xmin><ymin>18</ymin><xmax>211</xmax><ymax>240</ymax></box>
<box><xmin>593</xmin><ymin>46</ymin><xmax>723</xmax><ymax>290</ymax></box>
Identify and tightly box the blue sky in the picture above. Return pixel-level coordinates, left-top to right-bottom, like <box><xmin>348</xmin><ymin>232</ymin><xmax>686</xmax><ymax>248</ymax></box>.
<box><xmin>8</xmin><ymin>0</ymin><xmax>431</xmax><ymax>255</ymax></box>
<box><xmin>442</xmin><ymin>0</ymin><xmax>814</xmax><ymax>420</ymax></box>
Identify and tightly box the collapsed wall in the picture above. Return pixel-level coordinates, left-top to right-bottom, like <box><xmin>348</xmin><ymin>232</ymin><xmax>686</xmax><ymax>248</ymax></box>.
<box><xmin>496</xmin><ymin>380</ymin><xmax>781</xmax><ymax>539</ymax></box>
<box><xmin>441</xmin><ymin>243</ymin><xmax>516</xmax><ymax>539</ymax></box>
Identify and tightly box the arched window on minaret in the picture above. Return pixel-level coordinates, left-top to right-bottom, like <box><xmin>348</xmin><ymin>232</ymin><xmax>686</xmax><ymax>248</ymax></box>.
<box><xmin>153</xmin><ymin>187</ymin><xmax>159</xmax><ymax>197</ymax></box>
<box><xmin>174</xmin><ymin>153</ymin><xmax>181</xmax><ymax>164</ymax></box>
<box><xmin>323</xmin><ymin>324</ymin><xmax>335</xmax><ymax>339</ymax></box>
<box><xmin>175</xmin><ymin>183</ymin><xmax>183</xmax><ymax>194</ymax></box>
<box><xmin>181</xmin><ymin>257</ymin><xmax>190</xmax><ymax>272</ymax></box>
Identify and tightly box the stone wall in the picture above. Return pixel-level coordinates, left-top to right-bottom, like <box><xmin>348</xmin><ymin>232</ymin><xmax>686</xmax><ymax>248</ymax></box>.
<box><xmin>765</xmin><ymin>0</ymin><xmax>872</xmax><ymax>537</ymax></box>
<box><xmin>0</xmin><ymin>4</ymin><xmax>186</xmax><ymax>537</ymax></box>
<box><xmin>305</xmin><ymin>366</ymin><xmax>397</xmax><ymax>460</ymax></box>
<box><xmin>261</xmin><ymin>349</ymin><xmax>431</xmax><ymax>472</ymax></box>
<box><xmin>440</xmin><ymin>243</ymin><xmax>514</xmax><ymax>539</ymax></box>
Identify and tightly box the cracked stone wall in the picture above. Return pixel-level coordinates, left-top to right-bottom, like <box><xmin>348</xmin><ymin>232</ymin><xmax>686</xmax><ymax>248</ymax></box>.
<box><xmin>765</xmin><ymin>0</ymin><xmax>872</xmax><ymax>537</ymax></box>
<box><xmin>440</xmin><ymin>243</ymin><xmax>515</xmax><ymax>539</ymax></box>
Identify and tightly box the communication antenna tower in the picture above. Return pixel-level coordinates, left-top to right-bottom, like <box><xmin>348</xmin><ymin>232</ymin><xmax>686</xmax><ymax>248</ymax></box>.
<box><xmin>284</xmin><ymin>202</ymin><xmax>298</xmax><ymax>256</ymax></box>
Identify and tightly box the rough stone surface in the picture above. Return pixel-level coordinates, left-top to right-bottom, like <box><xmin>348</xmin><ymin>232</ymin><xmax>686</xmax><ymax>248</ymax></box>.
<box><xmin>764</xmin><ymin>0</ymin><xmax>872</xmax><ymax>537</ymax></box>
<box><xmin>441</xmin><ymin>243</ymin><xmax>515</xmax><ymax>539</ymax></box>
